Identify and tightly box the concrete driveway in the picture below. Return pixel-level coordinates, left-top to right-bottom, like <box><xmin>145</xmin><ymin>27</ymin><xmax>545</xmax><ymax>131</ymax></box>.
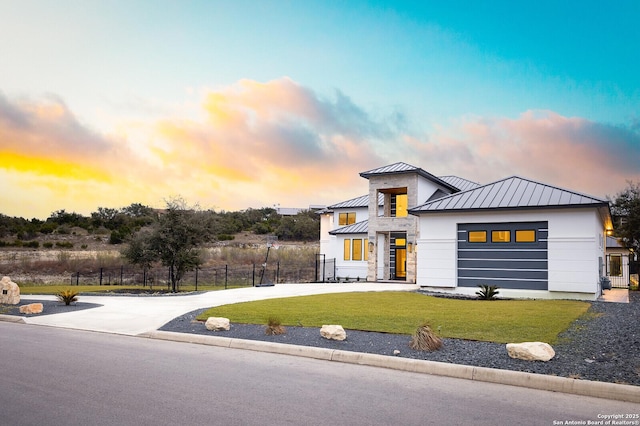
<box><xmin>19</xmin><ymin>283</ymin><xmax>419</xmax><ymax>335</ymax></box>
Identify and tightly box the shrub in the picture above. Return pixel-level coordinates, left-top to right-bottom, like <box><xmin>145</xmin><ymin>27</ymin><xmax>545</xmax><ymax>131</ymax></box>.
<box><xmin>55</xmin><ymin>241</ymin><xmax>74</xmax><ymax>249</ymax></box>
<box><xmin>265</xmin><ymin>316</ymin><xmax>286</xmax><ymax>335</ymax></box>
<box><xmin>56</xmin><ymin>289</ymin><xmax>79</xmax><ymax>306</ymax></box>
<box><xmin>476</xmin><ymin>284</ymin><xmax>500</xmax><ymax>300</ymax></box>
<box><xmin>217</xmin><ymin>234</ymin><xmax>235</xmax><ymax>241</ymax></box>
<box><xmin>42</xmin><ymin>242</ymin><xmax>54</xmax><ymax>248</ymax></box>
<box><xmin>409</xmin><ymin>322</ymin><xmax>442</xmax><ymax>351</ymax></box>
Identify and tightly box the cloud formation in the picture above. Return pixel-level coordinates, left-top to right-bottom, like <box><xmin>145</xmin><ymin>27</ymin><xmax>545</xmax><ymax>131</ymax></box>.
<box><xmin>0</xmin><ymin>79</ymin><xmax>404</xmax><ymax>218</ymax></box>
<box><xmin>1</xmin><ymin>80</ymin><xmax>639</xmax><ymax>219</ymax></box>
<box><xmin>409</xmin><ymin>110</ymin><xmax>640</xmax><ymax>198</ymax></box>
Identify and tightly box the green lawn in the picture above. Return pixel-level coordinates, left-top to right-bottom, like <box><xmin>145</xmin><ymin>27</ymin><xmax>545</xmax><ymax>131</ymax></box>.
<box><xmin>197</xmin><ymin>291</ymin><xmax>591</xmax><ymax>344</ymax></box>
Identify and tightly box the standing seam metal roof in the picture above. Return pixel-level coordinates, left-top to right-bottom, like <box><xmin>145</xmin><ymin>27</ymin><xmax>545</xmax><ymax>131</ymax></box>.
<box><xmin>328</xmin><ymin>193</ymin><xmax>384</xmax><ymax>209</ymax></box>
<box><xmin>359</xmin><ymin>162</ymin><xmax>459</xmax><ymax>192</ymax></box>
<box><xmin>438</xmin><ymin>175</ymin><xmax>481</xmax><ymax>192</ymax></box>
<box><xmin>410</xmin><ymin>176</ymin><xmax>609</xmax><ymax>213</ymax></box>
<box><xmin>329</xmin><ymin>220</ymin><xmax>369</xmax><ymax>234</ymax></box>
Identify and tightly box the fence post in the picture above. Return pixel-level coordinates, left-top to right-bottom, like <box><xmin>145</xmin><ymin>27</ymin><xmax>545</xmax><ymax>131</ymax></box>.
<box><xmin>225</xmin><ymin>265</ymin><xmax>228</xmax><ymax>289</ymax></box>
<box><xmin>100</xmin><ymin>268</ymin><xmax>103</xmax><ymax>286</ymax></box>
<box><xmin>76</xmin><ymin>272</ymin><xmax>80</xmax><ymax>286</ymax></box>
<box><xmin>276</xmin><ymin>261</ymin><xmax>280</xmax><ymax>284</ymax></box>
<box><xmin>195</xmin><ymin>267</ymin><xmax>198</xmax><ymax>291</ymax></box>
<box><xmin>252</xmin><ymin>264</ymin><xmax>256</xmax><ymax>287</ymax></box>
<box><xmin>120</xmin><ymin>265</ymin><xmax>124</xmax><ymax>285</ymax></box>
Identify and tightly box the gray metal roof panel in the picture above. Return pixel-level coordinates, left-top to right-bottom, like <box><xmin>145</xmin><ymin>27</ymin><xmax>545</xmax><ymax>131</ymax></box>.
<box><xmin>410</xmin><ymin>176</ymin><xmax>608</xmax><ymax>213</ymax></box>
<box><xmin>329</xmin><ymin>220</ymin><xmax>369</xmax><ymax>235</ymax></box>
<box><xmin>359</xmin><ymin>162</ymin><xmax>459</xmax><ymax>192</ymax></box>
<box><xmin>438</xmin><ymin>176</ymin><xmax>481</xmax><ymax>192</ymax></box>
<box><xmin>329</xmin><ymin>193</ymin><xmax>384</xmax><ymax>209</ymax></box>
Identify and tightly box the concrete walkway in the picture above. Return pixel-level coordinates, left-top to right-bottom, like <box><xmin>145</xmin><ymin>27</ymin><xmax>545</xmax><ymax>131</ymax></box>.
<box><xmin>598</xmin><ymin>288</ymin><xmax>629</xmax><ymax>303</ymax></box>
<box><xmin>19</xmin><ymin>283</ymin><xmax>419</xmax><ymax>335</ymax></box>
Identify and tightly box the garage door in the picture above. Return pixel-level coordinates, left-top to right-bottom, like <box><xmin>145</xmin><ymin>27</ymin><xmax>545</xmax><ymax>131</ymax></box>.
<box><xmin>457</xmin><ymin>221</ymin><xmax>548</xmax><ymax>290</ymax></box>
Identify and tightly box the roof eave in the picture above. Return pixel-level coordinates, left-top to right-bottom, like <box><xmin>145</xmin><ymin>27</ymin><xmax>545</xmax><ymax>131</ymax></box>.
<box><xmin>409</xmin><ymin>202</ymin><xmax>611</xmax><ymax>215</ymax></box>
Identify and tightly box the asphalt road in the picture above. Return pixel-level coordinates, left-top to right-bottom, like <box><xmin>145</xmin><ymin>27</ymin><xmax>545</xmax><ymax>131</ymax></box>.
<box><xmin>2</xmin><ymin>322</ymin><xmax>638</xmax><ymax>426</ymax></box>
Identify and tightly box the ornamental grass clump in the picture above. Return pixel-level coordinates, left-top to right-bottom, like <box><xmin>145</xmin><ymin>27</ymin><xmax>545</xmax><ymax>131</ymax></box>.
<box><xmin>409</xmin><ymin>322</ymin><xmax>442</xmax><ymax>352</ymax></box>
<box><xmin>265</xmin><ymin>316</ymin><xmax>286</xmax><ymax>335</ymax></box>
<box><xmin>56</xmin><ymin>289</ymin><xmax>79</xmax><ymax>306</ymax></box>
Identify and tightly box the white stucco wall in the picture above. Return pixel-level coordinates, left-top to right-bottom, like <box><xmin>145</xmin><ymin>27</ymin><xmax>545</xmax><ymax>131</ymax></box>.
<box><xmin>333</xmin><ymin>234</ymin><xmax>368</xmax><ymax>280</ymax></box>
<box><xmin>416</xmin><ymin>178</ymin><xmax>446</xmax><ymax>205</ymax></box>
<box><xmin>415</xmin><ymin>208</ymin><xmax>607</xmax><ymax>299</ymax></box>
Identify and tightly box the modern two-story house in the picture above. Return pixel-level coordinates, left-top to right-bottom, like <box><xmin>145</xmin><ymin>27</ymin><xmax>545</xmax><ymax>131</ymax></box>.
<box><xmin>319</xmin><ymin>162</ymin><xmax>613</xmax><ymax>300</ymax></box>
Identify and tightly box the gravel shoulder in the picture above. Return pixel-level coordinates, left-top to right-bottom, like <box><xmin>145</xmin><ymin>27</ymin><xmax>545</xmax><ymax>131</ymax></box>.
<box><xmin>160</xmin><ymin>291</ymin><xmax>640</xmax><ymax>386</ymax></box>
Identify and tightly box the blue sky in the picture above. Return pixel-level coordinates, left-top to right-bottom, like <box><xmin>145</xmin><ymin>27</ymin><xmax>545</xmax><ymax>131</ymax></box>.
<box><xmin>1</xmin><ymin>0</ymin><xmax>638</xmax><ymax>218</ymax></box>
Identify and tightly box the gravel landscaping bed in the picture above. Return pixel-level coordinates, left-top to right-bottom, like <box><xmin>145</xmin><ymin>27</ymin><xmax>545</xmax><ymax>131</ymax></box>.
<box><xmin>1</xmin><ymin>299</ymin><xmax>103</xmax><ymax>316</ymax></box>
<box><xmin>160</xmin><ymin>291</ymin><xmax>640</xmax><ymax>386</ymax></box>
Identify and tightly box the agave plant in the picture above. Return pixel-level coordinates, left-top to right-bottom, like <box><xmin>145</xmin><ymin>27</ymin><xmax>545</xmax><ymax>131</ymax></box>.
<box><xmin>56</xmin><ymin>289</ymin><xmax>79</xmax><ymax>306</ymax></box>
<box><xmin>476</xmin><ymin>284</ymin><xmax>500</xmax><ymax>300</ymax></box>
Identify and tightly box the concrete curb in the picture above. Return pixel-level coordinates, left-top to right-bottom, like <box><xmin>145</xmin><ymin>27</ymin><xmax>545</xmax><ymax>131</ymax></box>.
<box><xmin>140</xmin><ymin>330</ymin><xmax>640</xmax><ymax>404</ymax></box>
<box><xmin>0</xmin><ymin>314</ymin><xmax>26</xmax><ymax>324</ymax></box>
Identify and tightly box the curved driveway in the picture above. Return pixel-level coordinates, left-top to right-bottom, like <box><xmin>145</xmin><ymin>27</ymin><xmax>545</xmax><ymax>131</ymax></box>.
<box><xmin>21</xmin><ymin>283</ymin><xmax>418</xmax><ymax>335</ymax></box>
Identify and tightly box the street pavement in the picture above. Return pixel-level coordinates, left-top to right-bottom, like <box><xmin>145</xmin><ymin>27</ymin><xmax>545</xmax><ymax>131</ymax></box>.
<box><xmin>5</xmin><ymin>282</ymin><xmax>640</xmax><ymax>404</ymax></box>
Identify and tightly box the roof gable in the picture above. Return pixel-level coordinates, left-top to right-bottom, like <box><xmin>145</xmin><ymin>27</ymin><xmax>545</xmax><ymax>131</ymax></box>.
<box><xmin>410</xmin><ymin>176</ymin><xmax>609</xmax><ymax>213</ymax></box>
<box><xmin>359</xmin><ymin>162</ymin><xmax>459</xmax><ymax>192</ymax></box>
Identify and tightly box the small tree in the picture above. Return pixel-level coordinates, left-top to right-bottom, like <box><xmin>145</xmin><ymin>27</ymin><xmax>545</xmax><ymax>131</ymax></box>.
<box><xmin>123</xmin><ymin>198</ymin><xmax>212</xmax><ymax>292</ymax></box>
<box><xmin>610</xmin><ymin>181</ymin><xmax>640</xmax><ymax>254</ymax></box>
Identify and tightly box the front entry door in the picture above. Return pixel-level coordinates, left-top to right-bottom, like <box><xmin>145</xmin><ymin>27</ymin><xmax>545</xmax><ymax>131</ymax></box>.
<box><xmin>395</xmin><ymin>248</ymin><xmax>407</xmax><ymax>279</ymax></box>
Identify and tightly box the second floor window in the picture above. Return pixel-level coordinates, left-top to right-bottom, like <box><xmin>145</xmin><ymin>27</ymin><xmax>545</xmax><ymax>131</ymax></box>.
<box><xmin>391</xmin><ymin>193</ymin><xmax>408</xmax><ymax>217</ymax></box>
<box><xmin>339</xmin><ymin>212</ymin><xmax>357</xmax><ymax>226</ymax></box>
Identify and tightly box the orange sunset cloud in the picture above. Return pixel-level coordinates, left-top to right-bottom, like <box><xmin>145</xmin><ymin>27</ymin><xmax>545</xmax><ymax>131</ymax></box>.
<box><xmin>1</xmin><ymin>82</ymin><xmax>639</xmax><ymax>219</ymax></box>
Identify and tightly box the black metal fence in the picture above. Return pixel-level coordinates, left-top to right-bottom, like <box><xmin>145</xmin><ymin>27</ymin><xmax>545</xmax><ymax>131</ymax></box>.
<box><xmin>68</xmin><ymin>260</ymin><xmax>320</xmax><ymax>290</ymax></box>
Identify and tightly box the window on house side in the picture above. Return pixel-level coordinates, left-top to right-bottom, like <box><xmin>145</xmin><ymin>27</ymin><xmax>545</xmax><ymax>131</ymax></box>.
<box><xmin>515</xmin><ymin>230</ymin><xmax>536</xmax><ymax>242</ymax></box>
<box><xmin>491</xmin><ymin>230</ymin><xmax>511</xmax><ymax>243</ymax></box>
<box><xmin>343</xmin><ymin>239</ymin><xmax>351</xmax><ymax>261</ymax></box>
<box><xmin>339</xmin><ymin>212</ymin><xmax>356</xmax><ymax>226</ymax></box>
<box><xmin>609</xmin><ymin>254</ymin><xmax>622</xmax><ymax>277</ymax></box>
<box><xmin>352</xmin><ymin>239</ymin><xmax>363</xmax><ymax>261</ymax></box>
<box><xmin>468</xmin><ymin>231</ymin><xmax>487</xmax><ymax>243</ymax></box>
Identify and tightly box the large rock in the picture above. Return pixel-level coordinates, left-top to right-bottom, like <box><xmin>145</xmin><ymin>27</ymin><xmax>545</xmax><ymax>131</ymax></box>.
<box><xmin>320</xmin><ymin>325</ymin><xmax>347</xmax><ymax>341</ymax></box>
<box><xmin>506</xmin><ymin>342</ymin><xmax>555</xmax><ymax>361</ymax></box>
<box><xmin>0</xmin><ymin>276</ymin><xmax>20</xmax><ymax>304</ymax></box>
<box><xmin>205</xmin><ymin>317</ymin><xmax>230</xmax><ymax>331</ymax></box>
<box><xmin>19</xmin><ymin>303</ymin><xmax>43</xmax><ymax>314</ymax></box>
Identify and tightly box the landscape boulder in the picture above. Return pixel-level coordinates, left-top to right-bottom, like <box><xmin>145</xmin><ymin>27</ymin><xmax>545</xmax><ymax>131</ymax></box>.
<box><xmin>320</xmin><ymin>324</ymin><xmax>347</xmax><ymax>341</ymax></box>
<box><xmin>205</xmin><ymin>317</ymin><xmax>230</xmax><ymax>331</ymax></box>
<box><xmin>0</xmin><ymin>276</ymin><xmax>20</xmax><ymax>304</ymax></box>
<box><xmin>506</xmin><ymin>342</ymin><xmax>555</xmax><ymax>362</ymax></box>
<box><xmin>19</xmin><ymin>303</ymin><xmax>43</xmax><ymax>314</ymax></box>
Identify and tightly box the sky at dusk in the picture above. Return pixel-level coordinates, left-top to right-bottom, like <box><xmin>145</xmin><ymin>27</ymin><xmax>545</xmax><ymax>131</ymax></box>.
<box><xmin>1</xmin><ymin>0</ymin><xmax>639</xmax><ymax>219</ymax></box>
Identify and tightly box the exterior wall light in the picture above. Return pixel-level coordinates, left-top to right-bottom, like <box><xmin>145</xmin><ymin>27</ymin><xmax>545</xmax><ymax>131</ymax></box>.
<box><xmin>368</xmin><ymin>241</ymin><xmax>374</xmax><ymax>253</ymax></box>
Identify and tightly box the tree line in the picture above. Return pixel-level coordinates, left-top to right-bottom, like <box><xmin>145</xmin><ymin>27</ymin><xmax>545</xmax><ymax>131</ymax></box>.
<box><xmin>0</xmin><ymin>201</ymin><xmax>320</xmax><ymax>246</ymax></box>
